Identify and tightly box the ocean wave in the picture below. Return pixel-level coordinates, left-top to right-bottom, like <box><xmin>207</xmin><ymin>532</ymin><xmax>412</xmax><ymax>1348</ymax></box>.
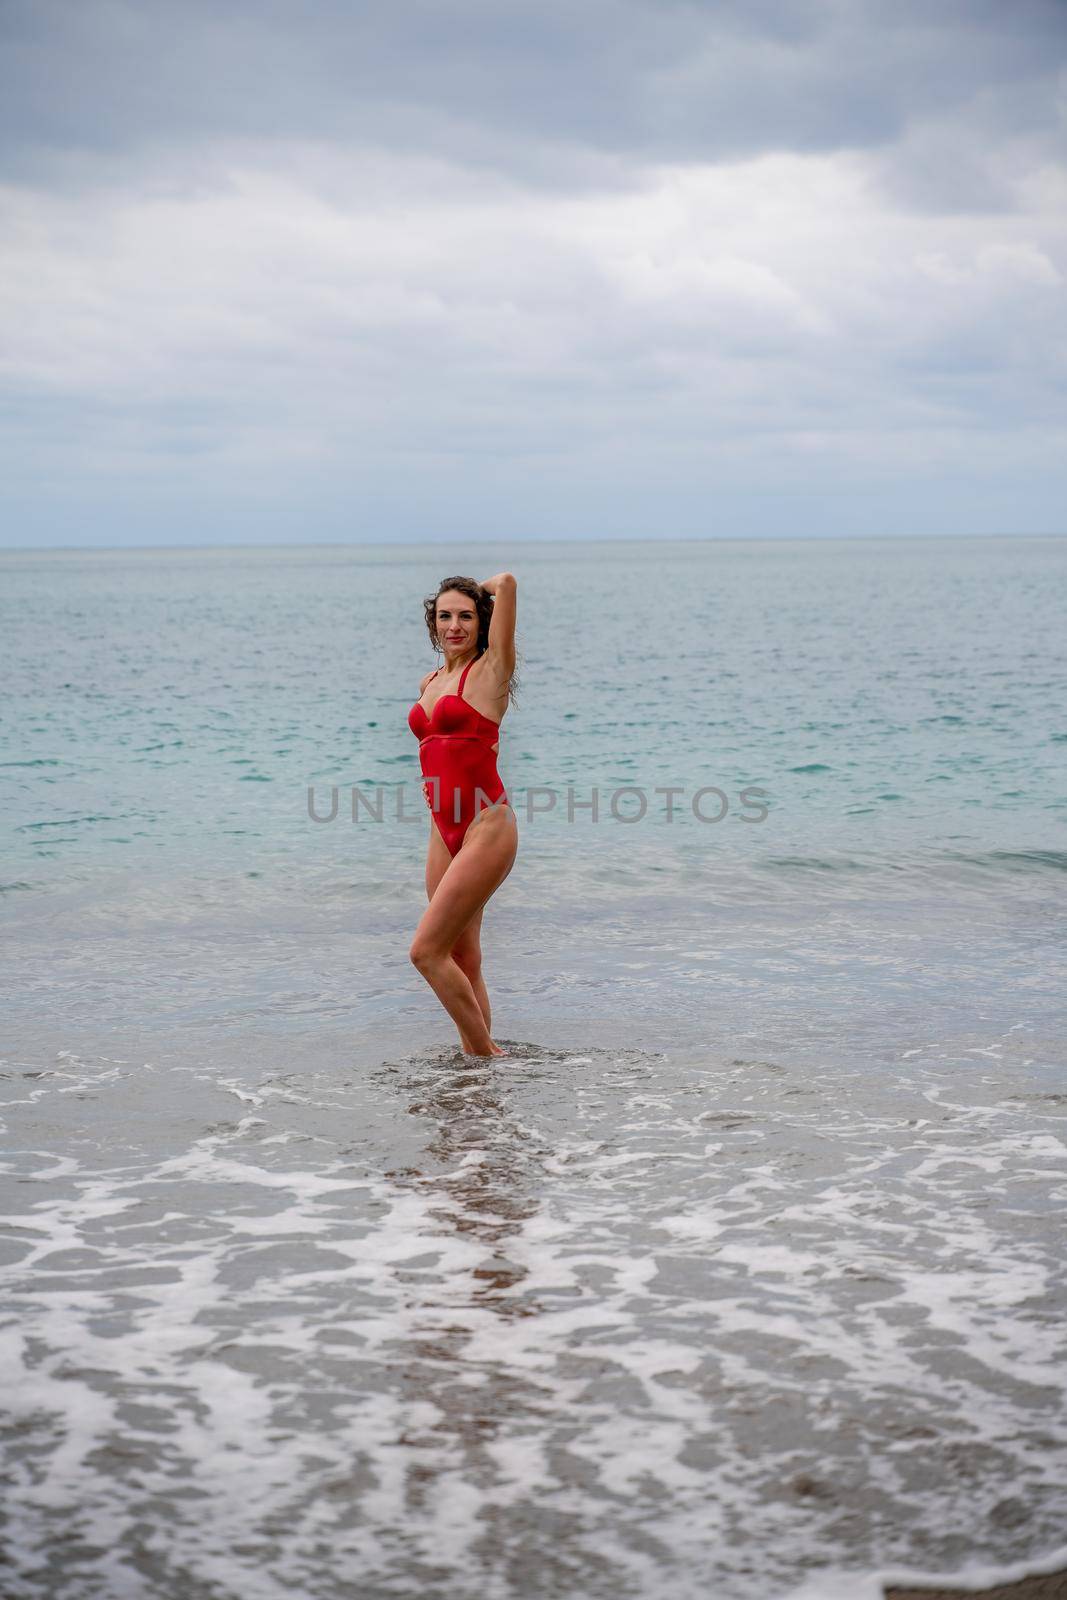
<box><xmin>759</xmin><ymin>847</ymin><xmax>1067</xmax><ymax>882</ymax></box>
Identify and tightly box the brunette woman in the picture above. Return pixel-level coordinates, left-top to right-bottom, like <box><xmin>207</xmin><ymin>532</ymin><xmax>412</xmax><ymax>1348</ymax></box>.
<box><xmin>407</xmin><ymin>574</ymin><xmax>518</xmax><ymax>1056</ymax></box>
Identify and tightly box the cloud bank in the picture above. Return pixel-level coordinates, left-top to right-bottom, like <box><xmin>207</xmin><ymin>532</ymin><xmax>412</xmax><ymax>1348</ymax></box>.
<box><xmin>1</xmin><ymin>0</ymin><xmax>1065</xmax><ymax>544</ymax></box>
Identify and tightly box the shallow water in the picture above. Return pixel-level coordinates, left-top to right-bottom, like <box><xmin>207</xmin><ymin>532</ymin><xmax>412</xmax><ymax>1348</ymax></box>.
<box><xmin>2</xmin><ymin>537</ymin><xmax>1066</xmax><ymax>1597</ymax></box>
<box><xmin>3</xmin><ymin>1032</ymin><xmax>1065</xmax><ymax>1599</ymax></box>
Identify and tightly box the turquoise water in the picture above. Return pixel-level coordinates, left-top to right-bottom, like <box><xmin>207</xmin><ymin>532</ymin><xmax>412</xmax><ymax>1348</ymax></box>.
<box><xmin>2</xmin><ymin>537</ymin><xmax>1066</xmax><ymax>1599</ymax></box>
<box><xmin>4</xmin><ymin>536</ymin><xmax>1066</xmax><ymax>881</ymax></box>
<box><xmin>3</xmin><ymin>536</ymin><xmax>1065</xmax><ymax>1052</ymax></box>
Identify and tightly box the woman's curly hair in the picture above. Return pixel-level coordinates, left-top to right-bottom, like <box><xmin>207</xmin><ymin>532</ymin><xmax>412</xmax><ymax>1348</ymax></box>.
<box><xmin>422</xmin><ymin>575</ymin><xmax>519</xmax><ymax>704</ymax></box>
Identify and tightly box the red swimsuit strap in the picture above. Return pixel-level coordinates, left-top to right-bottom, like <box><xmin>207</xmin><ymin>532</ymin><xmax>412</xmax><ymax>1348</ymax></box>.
<box><xmin>457</xmin><ymin>658</ymin><xmax>475</xmax><ymax>700</ymax></box>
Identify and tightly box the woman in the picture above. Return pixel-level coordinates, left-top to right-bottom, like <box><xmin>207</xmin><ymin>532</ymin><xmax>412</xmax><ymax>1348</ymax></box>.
<box><xmin>408</xmin><ymin>573</ymin><xmax>518</xmax><ymax>1057</ymax></box>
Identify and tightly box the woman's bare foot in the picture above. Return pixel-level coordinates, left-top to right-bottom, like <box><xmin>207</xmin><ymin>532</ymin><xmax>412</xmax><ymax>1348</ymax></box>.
<box><xmin>460</xmin><ymin>1036</ymin><xmax>506</xmax><ymax>1057</ymax></box>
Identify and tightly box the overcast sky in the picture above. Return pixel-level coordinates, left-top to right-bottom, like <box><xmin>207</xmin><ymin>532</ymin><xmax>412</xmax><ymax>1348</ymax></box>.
<box><xmin>1</xmin><ymin>0</ymin><xmax>1065</xmax><ymax>547</ymax></box>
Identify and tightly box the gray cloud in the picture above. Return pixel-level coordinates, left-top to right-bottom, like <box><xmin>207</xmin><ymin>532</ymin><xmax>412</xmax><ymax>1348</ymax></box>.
<box><xmin>3</xmin><ymin>0</ymin><xmax>1065</xmax><ymax>179</ymax></box>
<box><xmin>1</xmin><ymin>0</ymin><xmax>1065</xmax><ymax>544</ymax></box>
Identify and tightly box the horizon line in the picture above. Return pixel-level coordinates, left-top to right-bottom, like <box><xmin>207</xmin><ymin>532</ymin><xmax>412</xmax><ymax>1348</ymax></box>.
<box><xmin>2</xmin><ymin>529</ymin><xmax>1066</xmax><ymax>555</ymax></box>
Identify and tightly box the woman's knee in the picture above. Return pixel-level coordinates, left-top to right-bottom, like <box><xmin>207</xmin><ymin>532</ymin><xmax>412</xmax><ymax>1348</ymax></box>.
<box><xmin>452</xmin><ymin>947</ymin><xmax>481</xmax><ymax>984</ymax></box>
<box><xmin>409</xmin><ymin>936</ymin><xmax>441</xmax><ymax>974</ymax></box>
<box><xmin>450</xmin><ymin>932</ymin><xmax>482</xmax><ymax>980</ymax></box>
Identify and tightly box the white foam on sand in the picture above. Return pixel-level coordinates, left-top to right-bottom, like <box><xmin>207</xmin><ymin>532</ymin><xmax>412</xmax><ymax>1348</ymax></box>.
<box><xmin>776</xmin><ymin>1542</ymin><xmax>1067</xmax><ymax>1599</ymax></box>
<box><xmin>1</xmin><ymin>1041</ymin><xmax>1065</xmax><ymax>1598</ymax></box>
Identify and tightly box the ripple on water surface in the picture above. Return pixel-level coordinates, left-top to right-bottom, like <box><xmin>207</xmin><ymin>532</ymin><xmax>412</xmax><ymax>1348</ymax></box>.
<box><xmin>1</xmin><ymin>1037</ymin><xmax>1065</xmax><ymax>1599</ymax></box>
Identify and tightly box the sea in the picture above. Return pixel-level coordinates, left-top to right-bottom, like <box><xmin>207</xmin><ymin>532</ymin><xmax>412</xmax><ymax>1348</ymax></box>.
<box><xmin>2</xmin><ymin>535</ymin><xmax>1066</xmax><ymax>1600</ymax></box>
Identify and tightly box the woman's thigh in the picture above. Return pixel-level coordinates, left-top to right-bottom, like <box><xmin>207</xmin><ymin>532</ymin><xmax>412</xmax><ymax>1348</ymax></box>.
<box><xmin>424</xmin><ymin>822</ymin><xmax>452</xmax><ymax>901</ymax></box>
<box><xmin>425</xmin><ymin>828</ymin><xmax>484</xmax><ymax>963</ymax></box>
<box><xmin>415</xmin><ymin>813</ymin><xmax>517</xmax><ymax>955</ymax></box>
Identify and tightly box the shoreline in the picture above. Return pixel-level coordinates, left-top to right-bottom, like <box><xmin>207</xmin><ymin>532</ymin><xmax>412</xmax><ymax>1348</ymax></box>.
<box><xmin>886</xmin><ymin>1574</ymin><xmax>1067</xmax><ymax>1600</ymax></box>
<box><xmin>784</xmin><ymin>1558</ymin><xmax>1067</xmax><ymax>1600</ymax></box>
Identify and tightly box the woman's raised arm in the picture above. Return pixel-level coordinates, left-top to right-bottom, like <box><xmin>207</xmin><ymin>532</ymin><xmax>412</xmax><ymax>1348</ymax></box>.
<box><xmin>481</xmin><ymin>572</ymin><xmax>516</xmax><ymax>674</ymax></box>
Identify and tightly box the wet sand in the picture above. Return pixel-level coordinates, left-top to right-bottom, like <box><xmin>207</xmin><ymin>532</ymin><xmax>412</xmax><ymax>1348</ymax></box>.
<box><xmin>887</xmin><ymin>1570</ymin><xmax>1067</xmax><ymax>1600</ymax></box>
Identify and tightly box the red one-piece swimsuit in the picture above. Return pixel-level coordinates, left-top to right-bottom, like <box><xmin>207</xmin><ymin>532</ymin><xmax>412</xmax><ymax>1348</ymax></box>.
<box><xmin>407</xmin><ymin>657</ymin><xmax>508</xmax><ymax>856</ymax></box>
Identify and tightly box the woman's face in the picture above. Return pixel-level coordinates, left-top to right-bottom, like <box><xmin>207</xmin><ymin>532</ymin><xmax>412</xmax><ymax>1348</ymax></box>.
<box><xmin>435</xmin><ymin>589</ymin><xmax>478</xmax><ymax>658</ymax></box>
